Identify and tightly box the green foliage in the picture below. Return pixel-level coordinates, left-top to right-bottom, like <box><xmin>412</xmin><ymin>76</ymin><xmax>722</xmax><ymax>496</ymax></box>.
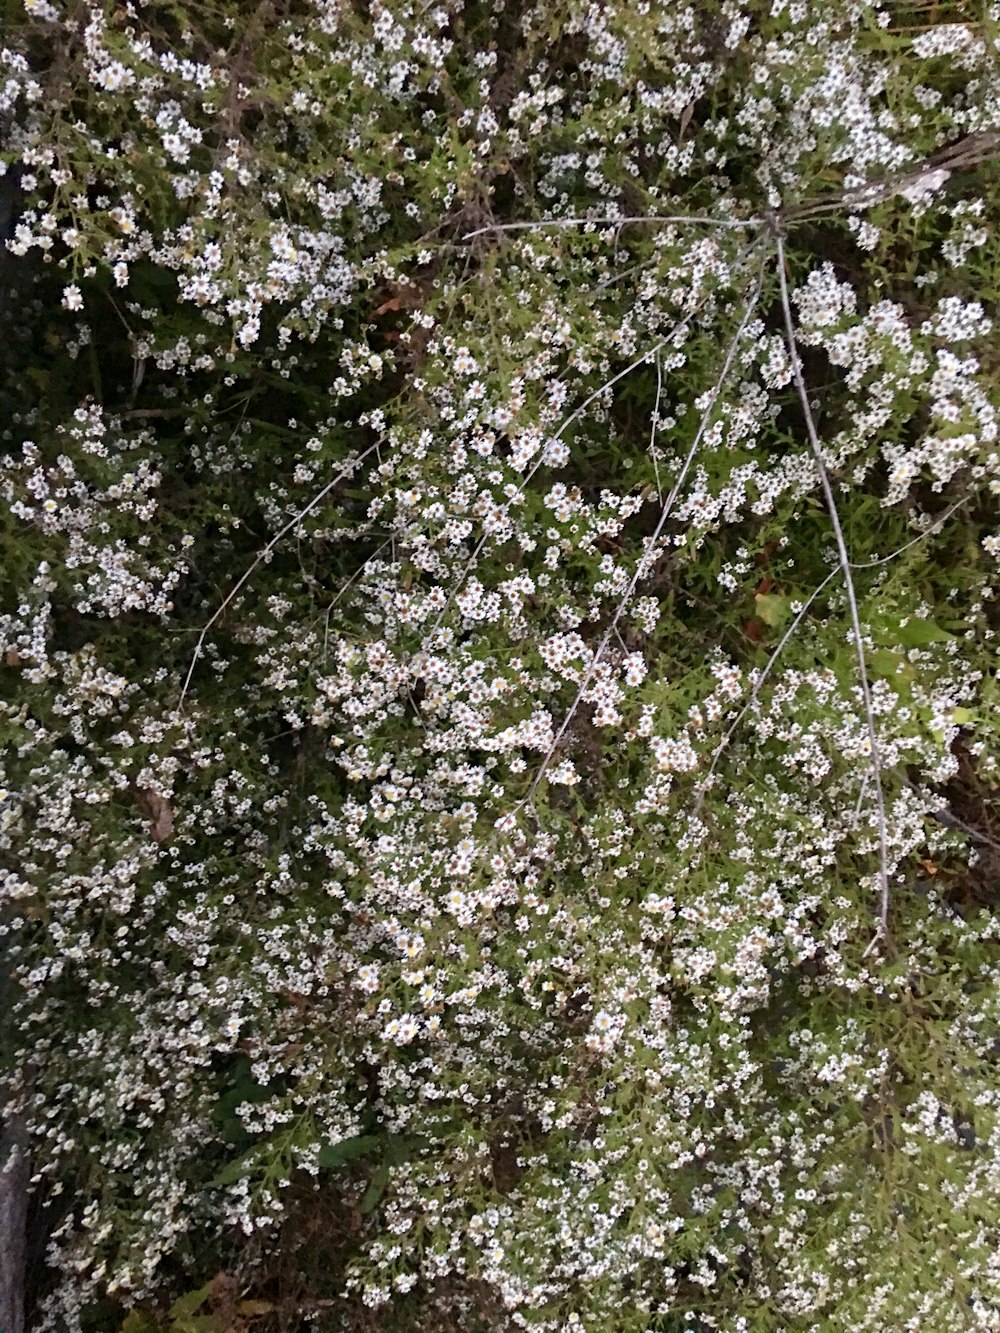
<box><xmin>2</xmin><ymin>0</ymin><xmax>1000</xmax><ymax>1330</ymax></box>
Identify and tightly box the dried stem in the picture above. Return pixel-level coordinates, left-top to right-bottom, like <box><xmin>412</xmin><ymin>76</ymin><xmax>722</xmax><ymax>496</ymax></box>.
<box><xmin>319</xmin><ymin>532</ymin><xmax>399</xmax><ymax>663</ymax></box>
<box><xmin>420</xmin><ymin>243</ymin><xmax>761</xmax><ymax>651</ymax></box>
<box><xmin>462</xmin><ymin>214</ymin><xmax>760</xmax><ymax>241</ymax></box>
<box><xmin>523</xmin><ymin>256</ymin><xmax>767</xmax><ymax>808</ymax></box>
<box><xmin>781</xmin><ymin>131</ymin><xmax>1000</xmax><ymax>224</ymax></box>
<box><xmin>179</xmin><ymin>441</ymin><xmax>382</xmax><ymax>708</ymax></box>
<box><xmin>702</xmin><ymin>494</ymin><xmax>971</xmax><ymax>798</ymax></box>
<box><xmin>698</xmin><ymin>569</ymin><xmax>840</xmax><ymax>806</ymax></box>
<box><xmin>928</xmin><ymin>804</ymin><xmax>1000</xmax><ymax>854</ymax></box>
<box><xmin>775</xmin><ymin>231</ymin><xmax>893</xmax><ymax>953</ymax></box>
<box><xmin>649</xmin><ymin>349</ymin><xmax>664</xmax><ymax>502</ymax></box>
<box><xmin>854</xmin><ymin>495</ymin><xmax>970</xmax><ymax>569</ymax></box>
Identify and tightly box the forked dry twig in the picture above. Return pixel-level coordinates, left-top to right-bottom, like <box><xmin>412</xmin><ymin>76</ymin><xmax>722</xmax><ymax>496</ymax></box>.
<box><xmin>179</xmin><ymin>441</ymin><xmax>382</xmax><ymax>708</ymax></box>
<box><xmin>522</xmin><ymin>255</ymin><xmax>768</xmax><ymax>808</ymax></box>
<box><xmin>419</xmin><ymin>242</ymin><xmax>762</xmax><ymax>652</ymax></box>
<box><xmin>697</xmin><ymin>568</ymin><xmax>840</xmax><ymax>807</ymax></box>
<box><xmin>701</xmin><ymin>494</ymin><xmax>972</xmax><ymax>798</ymax></box>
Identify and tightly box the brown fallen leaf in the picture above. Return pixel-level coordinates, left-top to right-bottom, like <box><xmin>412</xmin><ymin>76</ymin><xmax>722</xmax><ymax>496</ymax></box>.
<box><xmin>679</xmin><ymin>99</ymin><xmax>695</xmax><ymax>142</ymax></box>
<box><xmin>132</xmin><ymin>786</ymin><xmax>174</xmax><ymax>842</ymax></box>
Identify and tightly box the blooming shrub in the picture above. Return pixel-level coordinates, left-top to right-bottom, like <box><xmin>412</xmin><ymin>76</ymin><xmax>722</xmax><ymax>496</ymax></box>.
<box><xmin>2</xmin><ymin>0</ymin><xmax>1000</xmax><ymax>1328</ymax></box>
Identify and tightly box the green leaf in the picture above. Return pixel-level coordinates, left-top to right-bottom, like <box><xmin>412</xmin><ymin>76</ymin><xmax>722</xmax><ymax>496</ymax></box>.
<box><xmin>128</xmin><ymin>260</ymin><xmax>178</xmax><ymax>310</ymax></box>
<box><xmin>869</xmin><ymin>649</ymin><xmax>914</xmax><ymax>681</ymax></box>
<box><xmin>317</xmin><ymin>1133</ymin><xmax>382</xmax><ymax>1169</ymax></box>
<box><xmin>359</xmin><ymin>1160</ymin><xmax>390</xmax><ymax>1214</ymax></box>
<box><xmin>208</xmin><ymin>1154</ymin><xmax>255</xmax><ymax>1187</ymax></box>
<box><xmin>426</xmin><ymin>1116</ymin><xmax>463</xmax><ymax>1138</ymax></box>
<box><xmin>896</xmin><ymin>618</ymin><xmax>955</xmax><ymax>647</ymax></box>
<box><xmin>121</xmin><ymin>1312</ymin><xmax>159</xmax><ymax>1333</ymax></box>
<box><xmin>168</xmin><ymin>1282</ymin><xmax>215</xmax><ymax>1321</ymax></box>
<box><xmin>754</xmin><ymin>593</ymin><xmax>789</xmax><ymax>628</ymax></box>
<box><xmin>171</xmin><ymin>1317</ymin><xmax>226</xmax><ymax>1333</ymax></box>
<box><xmin>384</xmin><ymin>1131</ymin><xmax>429</xmax><ymax>1165</ymax></box>
<box><xmin>212</xmin><ymin>1057</ymin><xmax>272</xmax><ymax>1146</ymax></box>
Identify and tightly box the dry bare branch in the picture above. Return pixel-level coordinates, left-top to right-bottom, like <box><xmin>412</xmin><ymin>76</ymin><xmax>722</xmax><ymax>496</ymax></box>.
<box><xmin>523</xmin><ymin>255</ymin><xmax>768</xmax><ymax>808</ymax></box>
<box><xmin>179</xmin><ymin>441</ymin><xmax>382</xmax><ymax>708</ymax></box>
<box><xmin>462</xmin><ymin>214</ymin><xmax>761</xmax><ymax>241</ymax></box>
<box><xmin>775</xmin><ymin>231</ymin><xmax>893</xmax><ymax>952</ymax></box>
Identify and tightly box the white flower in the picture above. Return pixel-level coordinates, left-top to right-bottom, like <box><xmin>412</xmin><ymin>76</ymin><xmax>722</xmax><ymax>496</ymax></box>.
<box><xmin>356</xmin><ymin>964</ymin><xmax>380</xmax><ymax>994</ymax></box>
<box><xmin>395</xmin><ymin>1015</ymin><xmax>419</xmax><ymax>1044</ymax></box>
<box><xmin>161</xmin><ymin>133</ymin><xmax>190</xmax><ymax>164</ymax></box>
<box><xmin>548</xmin><ymin>759</ymin><xmax>579</xmax><ymax>786</ymax></box>
<box><xmin>61</xmin><ymin>285</ymin><xmax>83</xmax><ymax>312</ymax></box>
<box><xmin>24</xmin><ymin>0</ymin><xmax>59</xmax><ymax>19</ymax></box>
<box><xmin>912</xmin><ymin>25</ymin><xmax>972</xmax><ymax>58</ymax></box>
<box><xmin>92</xmin><ymin>62</ymin><xmax>135</xmax><ymax>92</ymax></box>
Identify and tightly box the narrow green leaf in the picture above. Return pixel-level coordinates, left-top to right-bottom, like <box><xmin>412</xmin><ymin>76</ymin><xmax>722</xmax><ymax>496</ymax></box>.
<box><xmin>208</xmin><ymin>1155</ymin><xmax>254</xmax><ymax>1187</ymax></box>
<box><xmin>360</xmin><ymin>1160</ymin><xmax>390</xmax><ymax>1214</ymax></box>
<box><xmin>317</xmin><ymin>1133</ymin><xmax>382</xmax><ymax>1169</ymax></box>
<box><xmin>168</xmin><ymin>1281</ymin><xmax>215</xmax><ymax>1320</ymax></box>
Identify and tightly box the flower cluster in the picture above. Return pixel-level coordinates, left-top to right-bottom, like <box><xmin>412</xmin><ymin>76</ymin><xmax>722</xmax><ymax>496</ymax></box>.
<box><xmin>2</xmin><ymin>1</ymin><xmax>1000</xmax><ymax>1331</ymax></box>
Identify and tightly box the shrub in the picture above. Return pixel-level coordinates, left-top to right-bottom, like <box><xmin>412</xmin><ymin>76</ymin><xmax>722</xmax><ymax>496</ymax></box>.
<box><xmin>2</xmin><ymin>0</ymin><xmax>1000</xmax><ymax>1329</ymax></box>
